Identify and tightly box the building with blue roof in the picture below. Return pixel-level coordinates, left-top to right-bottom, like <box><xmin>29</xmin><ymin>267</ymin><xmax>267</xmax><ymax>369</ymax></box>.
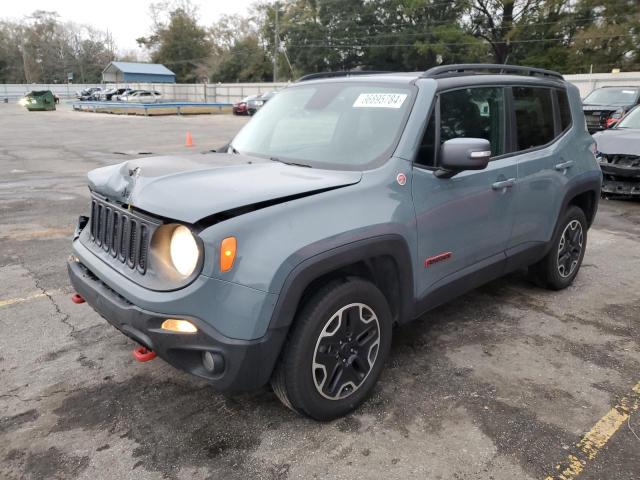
<box><xmin>102</xmin><ymin>62</ymin><xmax>176</xmax><ymax>83</ymax></box>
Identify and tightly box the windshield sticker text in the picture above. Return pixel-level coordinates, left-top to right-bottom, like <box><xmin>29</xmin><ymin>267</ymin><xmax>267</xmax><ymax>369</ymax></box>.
<box><xmin>353</xmin><ymin>93</ymin><xmax>407</xmax><ymax>109</ymax></box>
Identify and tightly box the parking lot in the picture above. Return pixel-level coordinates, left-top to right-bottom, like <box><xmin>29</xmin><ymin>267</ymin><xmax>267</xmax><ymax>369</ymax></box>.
<box><xmin>0</xmin><ymin>103</ymin><xmax>638</xmax><ymax>480</ymax></box>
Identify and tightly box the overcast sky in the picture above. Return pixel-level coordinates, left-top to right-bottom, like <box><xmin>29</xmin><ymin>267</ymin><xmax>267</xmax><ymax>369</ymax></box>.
<box><xmin>2</xmin><ymin>0</ymin><xmax>261</xmax><ymax>53</ymax></box>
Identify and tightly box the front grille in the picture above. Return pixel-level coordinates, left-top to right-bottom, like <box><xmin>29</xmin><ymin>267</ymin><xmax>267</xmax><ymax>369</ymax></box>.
<box><xmin>586</xmin><ymin>117</ymin><xmax>603</xmax><ymax>129</ymax></box>
<box><xmin>583</xmin><ymin>109</ymin><xmax>613</xmax><ymax>131</ymax></box>
<box><xmin>88</xmin><ymin>195</ymin><xmax>156</xmax><ymax>274</ymax></box>
<box><xmin>601</xmin><ymin>154</ymin><xmax>640</xmax><ymax>168</ymax></box>
<box><xmin>585</xmin><ymin>114</ymin><xmax>605</xmax><ymax>130</ymax></box>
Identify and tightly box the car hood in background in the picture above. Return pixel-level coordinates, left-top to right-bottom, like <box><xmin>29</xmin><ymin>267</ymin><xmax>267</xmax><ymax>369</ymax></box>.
<box><xmin>583</xmin><ymin>103</ymin><xmax>635</xmax><ymax>112</ymax></box>
<box><xmin>88</xmin><ymin>153</ymin><xmax>362</xmax><ymax>224</ymax></box>
<box><xmin>593</xmin><ymin>129</ymin><xmax>640</xmax><ymax>156</ymax></box>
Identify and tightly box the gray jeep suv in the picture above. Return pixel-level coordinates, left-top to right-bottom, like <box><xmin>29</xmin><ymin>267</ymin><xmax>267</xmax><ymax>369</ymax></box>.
<box><xmin>68</xmin><ymin>64</ymin><xmax>601</xmax><ymax>420</ymax></box>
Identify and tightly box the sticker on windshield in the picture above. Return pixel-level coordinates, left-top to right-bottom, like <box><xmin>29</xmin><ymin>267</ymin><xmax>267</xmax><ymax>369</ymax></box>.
<box><xmin>622</xmin><ymin>90</ymin><xmax>636</xmax><ymax>94</ymax></box>
<box><xmin>353</xmin><ymin>93</ymin><xmax>408</xmax><ymax>109</ymax></box>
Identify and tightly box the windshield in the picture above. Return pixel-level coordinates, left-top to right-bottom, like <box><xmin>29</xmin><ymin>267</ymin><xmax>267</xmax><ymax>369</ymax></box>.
<box><xmin>584</xmin><ymin>87</ymin><xmax>639</xmax><ymax>106</ymax></box>
<box><xmin>230</xmin><ymin>82</ymin><xmax>415</xmax><ymax>170</ymax></box>
<box><xmin>617</xmin><ymin>107</ymin><xmax>640</xmax><ymax>129</ymax></box>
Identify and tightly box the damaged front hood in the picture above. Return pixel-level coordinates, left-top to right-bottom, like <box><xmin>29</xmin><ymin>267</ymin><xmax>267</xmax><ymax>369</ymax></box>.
<box><xmin>593</xmin><ymin>129</ymin><xmax>640</xmax><ymax>156</ymax></box>
<box><xmin>88</xmin><ymin>153</ymin><xmax>362</xmax><ymax>224</ymax></box>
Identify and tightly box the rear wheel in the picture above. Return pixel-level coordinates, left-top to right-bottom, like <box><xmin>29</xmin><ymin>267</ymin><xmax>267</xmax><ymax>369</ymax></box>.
<box><xmin>530</xmin><ymin>205</ymin><xmax>587</xmax><ymax>290</ymax></box>
<box><xmin>271</xmin><ymin>278</ymin><xmax>392</xmax><ymax>420</ymax></box>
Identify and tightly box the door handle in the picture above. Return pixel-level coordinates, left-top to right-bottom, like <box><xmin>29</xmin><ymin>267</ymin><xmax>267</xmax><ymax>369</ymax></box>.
<box><xmin>491</xmin><ymin>178</ymin><xmax>516</xmax><ymax>190</ymax></box>
<box><xmin>555</xmin><ymin>160</ymin><xmax>574</xmax><ymax>171</ymax></box>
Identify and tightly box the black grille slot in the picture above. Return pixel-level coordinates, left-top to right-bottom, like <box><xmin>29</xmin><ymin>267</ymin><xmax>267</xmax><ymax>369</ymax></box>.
<box><xmin>110</xmin><ymin>211</ymin><xmax>119</xmax><ymax>257</ymax></box>
<box><xmin>118</xmin><ymin>215</ymin><xmax>127</xmax><ymax>262</ymax></box>
<box><xmin>86</xmin><ymin>195</ymin><xmax>157</xmax><ymax>276</ymax></box>
<box><xmin>97</xmin><ymin>205</ymin><xmax>105</xmax><ymax>246</ymax></box>
<box><xmin>138</xmin><ymin>225</ymin><xmax>149</xmax><ymax>273</ymax></box>
<box><xmin>128</xmin><ymin>219</ymin><xmax>137</xmax><ymax>267</ymax></box>
<box><xmin>90</xmin><ymin>200</ymin><xmax>97</xmax><ymax>240</ymax></box>
<box><xmin>103</xmin><ymin>207</ymin><xmax>113</xmax><ymax>252</ymax></box>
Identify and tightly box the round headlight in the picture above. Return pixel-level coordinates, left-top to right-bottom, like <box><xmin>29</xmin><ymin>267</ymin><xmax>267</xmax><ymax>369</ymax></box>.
<box><xmin>170</xmin><ymin>226</ymin><xmax>199</xmax><ymax>276</ymax></box>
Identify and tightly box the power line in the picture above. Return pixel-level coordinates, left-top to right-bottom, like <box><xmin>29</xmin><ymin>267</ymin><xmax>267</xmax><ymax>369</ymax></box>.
<box><xmin>119</xmin><ymin>29</ymin><xmax>640</xmax><ymax>66</ymax></box>
<box><xmin>285</xmin><ymin>32</ymin><xmax>638</xmax><ymax>49</ymax></box>
<box><xmin>282</xmin><ymin>13</ymin><xmax>614</xmax><ymax>35</ymax></box>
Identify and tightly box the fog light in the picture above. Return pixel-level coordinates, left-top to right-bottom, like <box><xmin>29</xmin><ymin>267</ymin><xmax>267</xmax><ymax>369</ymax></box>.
<box><xmin>161</xmin><ymin>319</ymin><xmax>197</xmax><ymax>333</ymax></box>
<box><xmin>202</xmin><ymin>351</ymin><xmax>224</xmax><ymax>374</ymax></box>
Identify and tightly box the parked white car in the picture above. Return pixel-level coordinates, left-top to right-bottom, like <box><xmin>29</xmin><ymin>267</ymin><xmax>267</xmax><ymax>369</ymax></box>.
<box><xmin>121</xmin><ymin>90</ymin><xmax>163</xmax><ymax>103</ymax></box>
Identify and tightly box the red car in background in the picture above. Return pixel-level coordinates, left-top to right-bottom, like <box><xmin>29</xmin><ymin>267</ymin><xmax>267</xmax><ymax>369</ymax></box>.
<box><xmin>233</xmin><ymin>95</ymin><xmax>259</xmax><ymax>115</ymax></box>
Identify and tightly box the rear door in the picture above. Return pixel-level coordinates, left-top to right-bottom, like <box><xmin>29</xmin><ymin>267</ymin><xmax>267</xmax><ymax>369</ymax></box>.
<box><xmin>412</xmin><ymin>86</ymin><xmax>518</xmax><ymax>299</ymax></box>
<box><xmin>507</xmin><ymin>86</ymin><xmax>569</xmax><ymax>251</ymax></box>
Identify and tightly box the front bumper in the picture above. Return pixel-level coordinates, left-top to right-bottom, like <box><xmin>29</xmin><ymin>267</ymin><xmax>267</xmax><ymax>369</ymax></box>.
<box><xmin>68</xmin><ymin>259</ymin><xmax>286</xmax><ymax>391</ymax></box>
<box><xmin>600</xmin><ymin>161</ymin><xmax>640</xmax><ymax>196</ymax></box>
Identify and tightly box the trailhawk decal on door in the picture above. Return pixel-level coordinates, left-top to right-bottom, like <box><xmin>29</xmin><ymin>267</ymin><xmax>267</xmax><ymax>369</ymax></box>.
<box><xmin>353</xmin><ymin>93</ymin><xmax>408</xmax><ymax>108</ymax></box>
<box><xmin>424</xmin><ymin>252</ymin><xmax>453</xmax><ymax>268</ymax></box>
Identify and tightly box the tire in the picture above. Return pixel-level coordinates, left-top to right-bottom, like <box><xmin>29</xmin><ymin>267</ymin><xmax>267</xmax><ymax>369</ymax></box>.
<box><xmin>271</xmin><ymin>278</ymin><xmax>392</xmax><ymax>420</ymax></box>
<box><xmin>530</xmin><ymin>205</ymin><xmax>588</xmax><ymax>290</ymax></box>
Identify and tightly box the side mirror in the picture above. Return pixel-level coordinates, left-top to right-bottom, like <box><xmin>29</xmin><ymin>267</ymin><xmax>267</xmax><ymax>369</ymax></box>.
<box><xmin>435</xmin><ymin>138</ymin><xmax>491</xmax><ymax>178</ymax></box>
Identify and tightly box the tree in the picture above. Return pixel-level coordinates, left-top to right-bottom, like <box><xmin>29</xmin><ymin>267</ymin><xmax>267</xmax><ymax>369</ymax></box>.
<box><xmin>365</xmin><ymin>0</ymin><xmax>489</xmax><ymax>71</ymax></box>
<box><xmin>0</xmin><ymin>21</ymin><xmax>26</xmax><ymax>83</ymax></box>
<box><xmin>212</xmin><ymin>37</ymin><xmax>273</xmax><ymax>82</ymax></box>
<box><xmin>20</xmin><ymin>11</ymin><xmax>68</xmax><ymax>83</ymax></box>
<box><xmin>209</xmin><ymin>15</ymin><xmax>272</xmax><ymax>82</ymax></box>
<box><xmin>569</xmin><ymin>0</ymin><xmax>640</xmax><ymax>73</ymax></box>
<box><xmin>66</xmin><ymin>25</ymin><xmax>117</xmax><ymax>83</ymax></box>
<box><xmin>465</xmin><ymin>0</ymin><xmax>562</xmax><ymax>64</ymax></box>
<box><xmin>257</xmin><ymin>0</ymin><xmax>488</xmax><ymax>79</ymax></box>
<box><xmin>137</xmin><ymin>2</ymin><xmax>212</xmax><ymax>82</ymax></box>
<box><xmin>0</xmin><ymin>11</ymin><xmax>116</xmax><ymax>83</ymax></box>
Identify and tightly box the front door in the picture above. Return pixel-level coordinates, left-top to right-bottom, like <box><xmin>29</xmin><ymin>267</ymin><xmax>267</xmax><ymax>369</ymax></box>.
<box><xmin>411</xmin><ymin>86</ymin><xmax>517</xmax><ymax>301</ymax></box>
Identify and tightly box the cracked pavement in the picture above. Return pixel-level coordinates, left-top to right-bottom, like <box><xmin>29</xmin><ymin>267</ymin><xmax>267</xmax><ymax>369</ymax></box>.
<box><xmin>1</xmin><ymin>103</ymin><xmax>639</xmax><ymax>479</ymax></box>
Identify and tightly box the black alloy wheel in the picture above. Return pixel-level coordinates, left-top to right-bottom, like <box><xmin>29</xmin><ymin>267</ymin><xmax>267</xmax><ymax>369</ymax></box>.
<box><xmin>312</xmin><ymin>303</ymin><xmax>380</xmax><ymax>400</ymax></box>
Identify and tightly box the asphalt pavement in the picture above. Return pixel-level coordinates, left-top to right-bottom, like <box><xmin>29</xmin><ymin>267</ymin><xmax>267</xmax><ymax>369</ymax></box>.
<box><xmin>0</xmin><ymin>103</ymin><xmax>638</xmax><ymax>480</ymax></box>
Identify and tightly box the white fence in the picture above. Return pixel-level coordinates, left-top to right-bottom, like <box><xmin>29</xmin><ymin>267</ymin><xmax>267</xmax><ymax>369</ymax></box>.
<box><xmin>0</xmin><ymin>82</ymin><xmax>289</xmax><ymax>104</ymax></box>
<box><xmin>564</xmin><ymin>72</ymin><xmax>640</xmax><ymax>98</ymax></box>
<box><xmin>3</xmin><ymin>72</ymin><xmax>640</xmax><ymax>104</ymax></box>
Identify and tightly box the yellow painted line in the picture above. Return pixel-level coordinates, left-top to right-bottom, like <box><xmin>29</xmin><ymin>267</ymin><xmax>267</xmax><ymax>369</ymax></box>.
<box><xmin>544</xmin><ymin>382</ymin><xmax>640</xmax><ymax>480</ymax></box>
<box><xmin>0</xmin><ymin>292</ymin><xmax>49</xmax><ymax>308</ymax></box>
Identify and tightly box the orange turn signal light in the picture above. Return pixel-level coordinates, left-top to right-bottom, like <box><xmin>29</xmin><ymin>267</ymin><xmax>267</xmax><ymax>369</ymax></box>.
<box><xmin>220</xmin><ymin>236</ymin><xmax>237</xmax><ymax>272</ymax></box>
<box><xmin>161</xmin><ymin>319</ymin><xmax>197</xmax><ymax>333</ymax></box>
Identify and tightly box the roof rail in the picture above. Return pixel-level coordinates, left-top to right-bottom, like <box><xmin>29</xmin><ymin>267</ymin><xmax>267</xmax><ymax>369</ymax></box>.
<box><xmin>422</xmin><ymin>64</ymin><xmax>564</xmax><ymax>81</ymax></box>
<box><xmin>297</xmin><ymin>70</ymin><xmax>393</xmax><ymax>82</ymax></box>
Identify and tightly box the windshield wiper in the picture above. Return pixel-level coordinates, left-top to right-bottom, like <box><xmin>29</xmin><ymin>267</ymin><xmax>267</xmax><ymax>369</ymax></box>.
<box><xmin>228</xmin><ymin>144</ymin><xmax>241</xmax><ymax>154</ymax></box>
<box><xmin>270</xmin><ymin>157</ymin><xmax>312</xmax><ymax>168</ymax></box>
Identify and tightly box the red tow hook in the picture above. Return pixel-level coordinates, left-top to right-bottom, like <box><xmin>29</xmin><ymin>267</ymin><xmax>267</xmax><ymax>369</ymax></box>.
<box><xmin>71</xmin><ymin>293</ymin><xmax>85</xmax><ymax>304</ymax></box>
<box><xmin>132</xmin><ymin>346</ymin><xmax>157</xmax><ymax>362</ymax></box>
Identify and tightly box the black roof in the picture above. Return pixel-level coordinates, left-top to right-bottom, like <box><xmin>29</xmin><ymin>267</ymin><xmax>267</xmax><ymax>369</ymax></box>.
<box><xmin>422</xmin><ymin>64</ymin><xmax>563</xmax><ymax>80</ymax></box>
<box><xmin>296</xmin><ymin>64</ymin><xmax>566</xmax><ymax>87</ymax></box>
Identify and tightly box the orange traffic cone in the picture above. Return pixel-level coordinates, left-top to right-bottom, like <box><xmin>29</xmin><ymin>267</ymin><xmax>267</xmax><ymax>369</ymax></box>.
<box><xmin>185</xmin><ymin>131</ymin><xmax>194</xmax><ymax>147</ymax></box>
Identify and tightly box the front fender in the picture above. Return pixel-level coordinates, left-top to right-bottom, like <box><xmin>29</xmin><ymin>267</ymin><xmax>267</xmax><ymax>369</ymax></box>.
<box><xmin>268</xmin><ymin>234</ymin><xmax>415</xmax><ymax>331</ymax></box>
<box><xmin>197</xmin><ymin>158</ymin><xmax>417</xmax><ymax>294</ymax></box>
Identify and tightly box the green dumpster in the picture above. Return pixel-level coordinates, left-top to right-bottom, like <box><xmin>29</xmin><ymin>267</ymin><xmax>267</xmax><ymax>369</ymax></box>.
<box><xmin>20</xmin><ymin>90</ymin><xmax>56</xmax><ymax>111</ymax></box>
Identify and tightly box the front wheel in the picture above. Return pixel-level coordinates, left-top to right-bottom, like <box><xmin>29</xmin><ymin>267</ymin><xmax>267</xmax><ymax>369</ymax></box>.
<box><xmin>271</xmin><ymin>278</ymin><xmax>392</xmax><ymax>420</ymax></box>
<box><xmin>530</xmin><ymin>205</ymin><xmax>588</xmax><ymax>290</ymax></box>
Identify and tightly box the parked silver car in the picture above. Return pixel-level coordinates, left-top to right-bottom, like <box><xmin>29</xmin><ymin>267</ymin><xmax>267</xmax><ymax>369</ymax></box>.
<box><xmin>121</xmin><ymin>90</ymin><xmax>163</xmax><ymax>103</ymax></box>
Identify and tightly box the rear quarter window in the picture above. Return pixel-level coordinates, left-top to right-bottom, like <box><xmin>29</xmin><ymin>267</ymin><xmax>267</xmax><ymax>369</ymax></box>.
<box><xmin>557</xmin><ymin>90</ymin><xmax>572</xmax><ymax>132</ymax></box>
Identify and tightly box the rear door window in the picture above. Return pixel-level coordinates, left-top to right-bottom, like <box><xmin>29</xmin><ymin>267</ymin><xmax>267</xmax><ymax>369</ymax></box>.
<box><xmin>513</xmin><ymin>87</ymin><xmax>555</xmax><ymax>150</ymax></box>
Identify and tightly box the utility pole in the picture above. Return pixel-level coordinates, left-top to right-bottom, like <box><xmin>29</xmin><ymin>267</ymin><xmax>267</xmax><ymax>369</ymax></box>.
<box><xmin>274</xmin><ymin>1</ymin><xmax>279</xmax><ymax>83</ymax></box>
